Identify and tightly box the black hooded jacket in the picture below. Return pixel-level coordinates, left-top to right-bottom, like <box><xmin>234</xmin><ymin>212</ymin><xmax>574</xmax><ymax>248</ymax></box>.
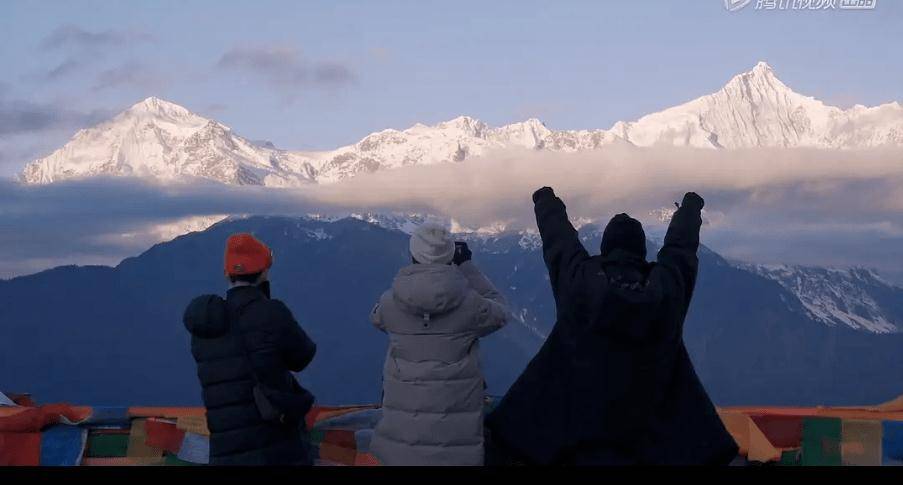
<box><xmin>183</xmin><ymin>284</ymin><xmax>317</xmax><ymax>465</ymax></box>
<box><xmin>485</xmin><ymin>190</ymin><xmax>738</xmax><ymax>465</ymax></box>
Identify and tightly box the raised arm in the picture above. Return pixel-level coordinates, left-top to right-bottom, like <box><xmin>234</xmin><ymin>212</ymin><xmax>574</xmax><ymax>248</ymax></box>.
<box><xmin>458</xmin><ymin>260</ymin><xmax>510</xmax><ymax>336</ymax></box>
<box><xmin>271</xmin><ymin>300</ymin><xmax>317</xmax><ymax>372</ymax></box>
<box><xmin>654</xmin><ymin>192</ymin><xmax>704</xmax><ymax>310</ymax></box>
<box><xmin>533</xmin><ymin>187</ymin><xmax>591</xmax><ymax>298</ymax></box>
<box><xmin>453</xmin><ymin>243</ymin><xmax>504</xmax><ymax>303</ymax></box>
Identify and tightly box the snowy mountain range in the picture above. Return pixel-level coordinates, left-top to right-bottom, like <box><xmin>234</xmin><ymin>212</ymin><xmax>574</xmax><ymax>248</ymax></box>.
<box><xmin>20</xmin><ymin>62</ymin><xmax>903</xmax><ymax>186</ymax></box>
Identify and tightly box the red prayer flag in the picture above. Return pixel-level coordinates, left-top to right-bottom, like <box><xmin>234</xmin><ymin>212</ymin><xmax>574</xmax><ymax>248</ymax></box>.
<box><xmin>144</xmin><ymin>419</ymin><xmax>185</xmax><ymax>454</ymax></box>
<box><xmin>0</xmin><ymin>432</ymin><xmax>41</xmax><ymax>466</ymax></box>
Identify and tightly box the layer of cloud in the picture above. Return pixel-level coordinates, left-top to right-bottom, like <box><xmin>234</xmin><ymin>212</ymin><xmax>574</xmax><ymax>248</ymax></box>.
<box><xmin>307</xmin><ymin>145</ymin><xmax>903</xmax><ymax>230</ymax></box>
<box><xmin>0</xmin><ymin>98</ymin><xmax>110</xmax><ymax>136</ymax></box>
<box><xmin>40</xmin><ymin>25</ymin><xmax>154</xmax><ymax>51</ymax></box>
<box><xmin>35</xmin><ymin>25</ymin><xmax>155</xmax><ymax>84</ymax></box>
<box><xmin>216</xmin><ymin>45</ymin><xmax>357</xmax><ymax>91</ymax></box>
<box><xmin>43</xmin><ymin>58</ymin><xmax>85</xmax><ymax>82</ymax></box>
<box><xmin>2</xmin><ymin>146</ymin><xmax>903</xmax><ymax>282</ymax></box>
<box><xmin>0</xmin><ymin>178</ymin><xmax>314</xmax><ymax>277</ymax></box>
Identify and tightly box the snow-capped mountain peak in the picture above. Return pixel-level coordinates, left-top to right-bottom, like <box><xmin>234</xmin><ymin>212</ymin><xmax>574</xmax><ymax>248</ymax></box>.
<box><xmin>611</xmin><ymin>61</ymin><xmax>849</xmax><ymax>149</ymax></box>
<box><xmin>742</xmin><ymin>61</ymin><xmax>777</xmax><ymax>80</ymax></box>
<box><xmin>20</xmin><ymin>62</ymin><xmax>903</xmax><ymax>186</ymax></box>
<box><xmin>752</xmin><ymin>60</ymin><xmax>773</xmax><ymax>72</ymax></box>
<box><xmin>436</xmin><ymin>115</ymin><xmax>487</xmax><ymax>135</ymax></box>
<box><xmin>127</xmin><ymin>96</ymin><xmax>194</xmax><ymax>118</ymax></box>
<box><xmin>741</xmin><ymin>263</ymin><xmax>902</xmax><ymax>334</ymax></box>
<box><xmin>20</xmin><ymin>97</ymin><xmax>317</xmax><ymax>186</ymax></box>
<box><xmin>721</xmin><ymin>61</ymin><xmax>799</xmax><ymax>103</ymax></box>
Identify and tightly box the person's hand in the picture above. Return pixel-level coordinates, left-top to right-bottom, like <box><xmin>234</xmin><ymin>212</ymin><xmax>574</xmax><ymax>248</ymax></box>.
<box><xmin>453</xmin><ymin>241</ymin><xmax>472</xmax><ymax>265</ymax></box>
<box><xmin>532</xmin><ymin>186</ymin><xmax>555</xmax><ymax>204</ymax></box>
<box><xmin>681</xmin><ymin>192</ymin><xmax>704</xmax><ymax>210</ymax></box>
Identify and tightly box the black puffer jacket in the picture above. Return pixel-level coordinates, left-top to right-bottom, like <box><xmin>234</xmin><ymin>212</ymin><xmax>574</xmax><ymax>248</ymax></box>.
<box><xmin>183</xmin><ymin>285</ymin><xmax>317</xmax><ymax>465</ymax></box>
<box><xmin>485</xmin><ymin>191</ymin><xmax>737</xmax><ymax>465</ymax></box>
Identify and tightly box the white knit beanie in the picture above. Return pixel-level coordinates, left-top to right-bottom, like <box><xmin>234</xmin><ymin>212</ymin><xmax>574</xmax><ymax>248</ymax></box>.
<box><xmin>409</xmin><ymin>223</ymin><xmax>455</xmax><ymax>265</ymax></box>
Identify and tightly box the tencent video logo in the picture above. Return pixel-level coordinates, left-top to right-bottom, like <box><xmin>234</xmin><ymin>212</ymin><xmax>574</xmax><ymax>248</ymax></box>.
<box><xmin>725</xmin><ymin>0</ymin><xmax>752</xmax><ymax>11</ymax></box>
<box><xmin>725</xmin><ymin>0</ymin><xmax>877</xmax><ymax>11</ymax></box>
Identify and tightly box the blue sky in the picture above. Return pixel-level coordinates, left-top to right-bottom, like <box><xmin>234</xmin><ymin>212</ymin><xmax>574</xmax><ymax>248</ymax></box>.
<box><xmin>1</xmin><ymin>1</ymin><xmax>903</xmax><ymax>279</ymax></box>
<box><xmin>1</xmin><ymin>0</ymin><xmax>902</xmax><ymax>177</ymax></box>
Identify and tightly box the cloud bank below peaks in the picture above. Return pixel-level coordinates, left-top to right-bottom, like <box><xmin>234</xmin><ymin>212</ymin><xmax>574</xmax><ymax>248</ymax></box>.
<box><xmin>3</xmin><ymin>145</ymin><xmax>903</xmax><ymax>280</ymax></box>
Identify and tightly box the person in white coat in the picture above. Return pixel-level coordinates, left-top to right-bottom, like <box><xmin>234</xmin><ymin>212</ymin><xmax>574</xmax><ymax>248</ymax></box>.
<box><xmin>369</xmin><ymin>223</ymin><xmax>510</xmax><ymax>465</ymax></box>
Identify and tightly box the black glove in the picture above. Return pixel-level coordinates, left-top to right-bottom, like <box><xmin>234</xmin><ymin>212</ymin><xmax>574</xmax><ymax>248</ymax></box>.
<box><xmin>680</xmin><ymin>192</ymin><xmax>704</xmax><ymax>211</ymax></box>
<box><xmin>453</xmin><ymin>241</ymin><xmax>472</xmax><ymax>266</ymax></box>
<box><xmin>532</xmin><ymin>186</ymin><xmax>555</xmax><ymax>204</ymax></box>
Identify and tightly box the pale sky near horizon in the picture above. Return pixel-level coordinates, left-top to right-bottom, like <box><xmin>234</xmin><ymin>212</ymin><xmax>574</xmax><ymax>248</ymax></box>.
<box><xmin>1</xmin><ymin>0</ymin><xmax>902</xmax><ymax>177</ymax></box>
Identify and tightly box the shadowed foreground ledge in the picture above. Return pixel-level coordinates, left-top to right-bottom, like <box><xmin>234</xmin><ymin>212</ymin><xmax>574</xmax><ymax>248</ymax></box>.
<box><xmin>1</xmin><ymin>392</ymin><xmax>902</xmax><ymax>466</ymax></box>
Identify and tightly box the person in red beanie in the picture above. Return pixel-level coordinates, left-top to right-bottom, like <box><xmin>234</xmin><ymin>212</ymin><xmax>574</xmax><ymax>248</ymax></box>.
<box><xmin>183</xmin><ymin>232</ymin><xmax>317</xmax><ymax>466</ymax></box>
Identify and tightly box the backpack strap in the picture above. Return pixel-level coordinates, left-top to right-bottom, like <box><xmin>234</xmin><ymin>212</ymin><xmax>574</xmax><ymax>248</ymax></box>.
<box><xmin>230</xmin><ymin>292</ymin><xmax>285</xmax><ymax>423</ymax></box>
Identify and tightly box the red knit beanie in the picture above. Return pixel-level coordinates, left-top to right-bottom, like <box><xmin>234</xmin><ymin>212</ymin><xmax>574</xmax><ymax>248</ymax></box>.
<box><xmin>224</xmin><ymin>233</ymin><xmax>273</xmax><ymax>276</ymax></box>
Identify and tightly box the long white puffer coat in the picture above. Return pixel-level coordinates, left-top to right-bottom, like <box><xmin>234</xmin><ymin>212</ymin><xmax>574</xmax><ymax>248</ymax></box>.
<box><xmin>369</xmin><ymin>261</ymin><xmax>509</xmax><ymax>465</ymax></box>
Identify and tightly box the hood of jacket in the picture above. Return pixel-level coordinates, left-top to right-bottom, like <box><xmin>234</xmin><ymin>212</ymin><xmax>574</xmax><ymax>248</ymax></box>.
<box><xmin>600</xmin><ymin>213</ymin><xmax>647</xmax><ymax>260</ymax></box>
<box><xmin>594</xmin><ymin>249</ymin><xmax>665</xmax><ymax>341</ymax></box>
<box><xmin>391</xmin><ymin>263</ymin><xmax>469</xmax><ymax>316</ymax></box>
<box><xmin>599</xmin><ymin>248</ymin><xmax>652</xmax><ymax>286</ymax></box>
<box><xmin>183</xmin><ymin>294</ymin><xmax>229</xmax><ymax>339</ymax></box>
